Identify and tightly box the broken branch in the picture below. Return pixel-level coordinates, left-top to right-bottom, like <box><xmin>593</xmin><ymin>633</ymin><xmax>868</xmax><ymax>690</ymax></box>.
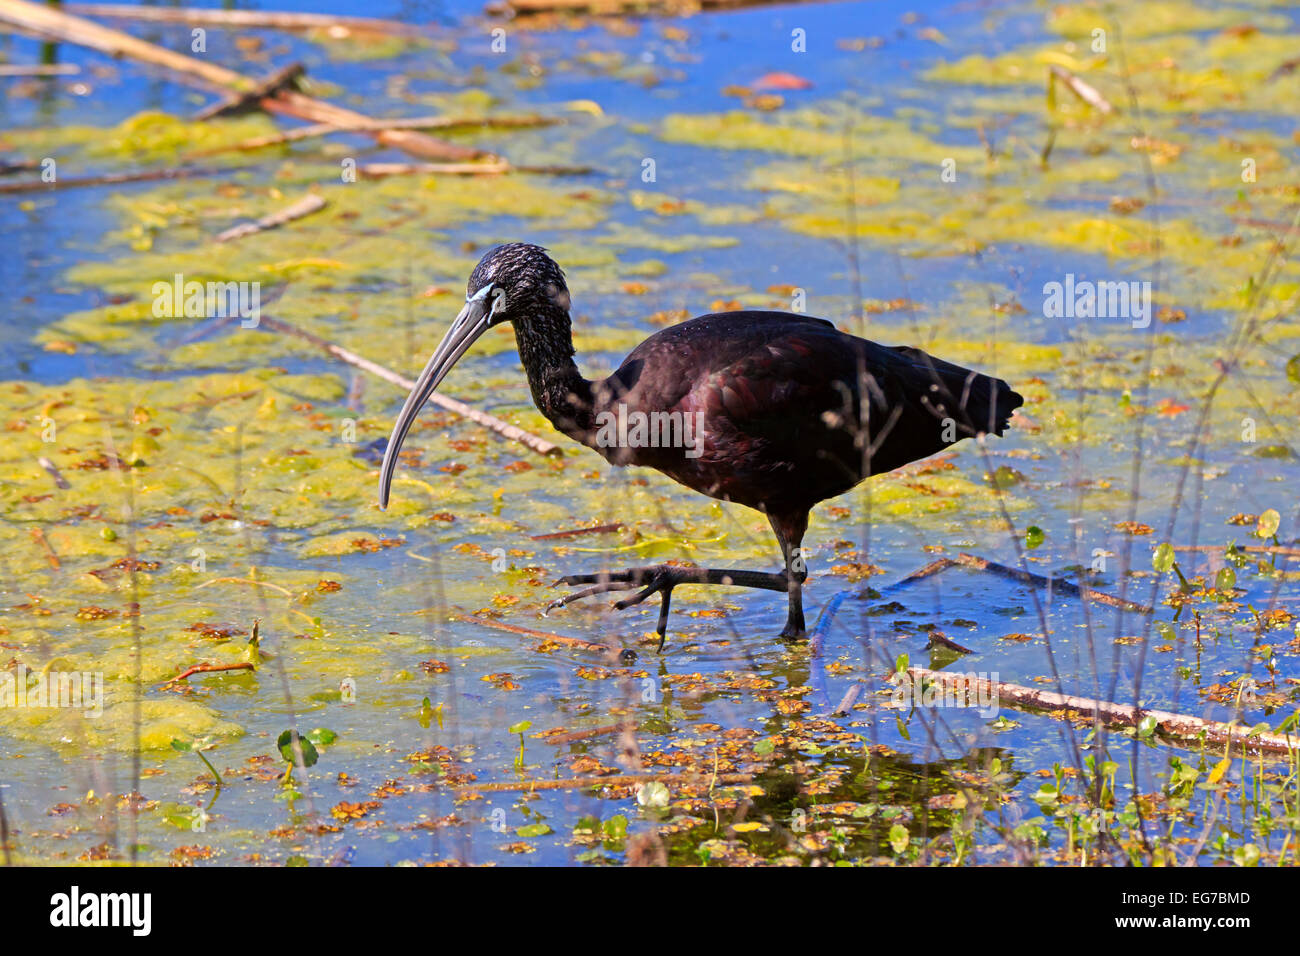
<box><xmin>215</xmin><ymin>193</ymin><xmax>326</xmax><ymax>243</ymax></box>
<box><xmin>161</xmin><ymin>661</ymin><xmax>255</xmax><ymax>687</ymax></box>
<box><xmin>444</xmin><ymin>612</ymin><xmax>608</xmax><ymax>653</ymax></box>
<box><xmin>63</xmin><ymin>4</ymin><xmax>421</xmax><ymax>36</ymax></box>
<box><xmin>0</xmin><ymin>0</ymin><xmax>480</xmax><ymax>162</ymax></box>
<box><xmin>185</xmin><ymin>114</ymin><xmax>559</xmax><ymax>158</ymax></box>
<box><xmin>896</xmin><ymin>553</ymin><xmax>1152</xmax><ymax>615</ymax></box>
<box><xmin>903</xmin><ymin>667</ymin><xmax>1297</xmax><ymax>758</ymax></box>
<box><xmin>257</xmin><ymin>315</ymin><xmax>561</xmax><ymax>458</ymax></box>
<box><xmin>458</xmin><ymin>772</ymin><xmax>754</xmax><ymax>794</ymax></box>
<box><xmin>1048</xmin><ymin>64</ymin><xmax>1116</xmax><ymax>115</ymax></box>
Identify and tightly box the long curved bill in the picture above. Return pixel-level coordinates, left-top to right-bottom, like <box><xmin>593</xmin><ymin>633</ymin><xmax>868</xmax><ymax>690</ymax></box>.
<box><xmin>378</xmin><ymin>290</ymin><xmax>492</xmax><ymax>509</ymax></box>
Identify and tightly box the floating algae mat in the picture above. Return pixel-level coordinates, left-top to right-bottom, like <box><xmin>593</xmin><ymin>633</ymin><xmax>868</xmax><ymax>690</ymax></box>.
<box><xmin>1</xmin><ymin>0</ymin><xmax>1299</xmax><ymax>867</ymax></box>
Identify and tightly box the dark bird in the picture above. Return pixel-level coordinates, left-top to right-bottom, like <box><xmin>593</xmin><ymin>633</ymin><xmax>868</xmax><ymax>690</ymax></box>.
<box><xmin>379</xmin><ymin>243</ymin><xmax>1023</xmax><ymax>647</ymax></box>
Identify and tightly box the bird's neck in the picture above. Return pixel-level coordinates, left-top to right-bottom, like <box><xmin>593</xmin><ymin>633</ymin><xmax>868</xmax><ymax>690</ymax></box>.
<box><xmin>512</xmin><ymin>305</ymin><xmax>595</xmax><ymax>442</ymax></box>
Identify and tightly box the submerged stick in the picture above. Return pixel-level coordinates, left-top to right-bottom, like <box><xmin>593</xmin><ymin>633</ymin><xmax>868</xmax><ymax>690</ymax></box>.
<box><xmin>215</xmin><ymin>193</ymin><xmax>325</xmax><ymax>242</ymax></box>
<box><xmin>258</xmin><ymin>316</ymin><xmax>561</xmax><ymax>457</ymax></box>
<box><xmin>954</xmin><ymin>553</ymin><xmax>1152</xmax><ymax>614</ymax></box>
<box><xmin>904</xmin><ymin>667</ymin><xmax>1298</xmax><ymax>758</ymax></box>
<box><xmin>892</xmin><ymin>553</ymin><xmax>1152</xmax><ymax>614</ymax></box>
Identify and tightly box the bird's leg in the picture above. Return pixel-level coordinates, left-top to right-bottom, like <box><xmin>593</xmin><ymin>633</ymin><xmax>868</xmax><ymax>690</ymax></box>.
<box><xmin>546</xmin><ymin>565</ymin><xmax>788</xmax><ymax>651</ymax></box>
<box><xmin>547</xmin><ymin>510</ymin><xmax>813</xmax><ymax>647</ymax></box>
<box><xmin>770</xmin><ymin>511</ymin><xmax>809</xmax><ymax>641</ymax></box>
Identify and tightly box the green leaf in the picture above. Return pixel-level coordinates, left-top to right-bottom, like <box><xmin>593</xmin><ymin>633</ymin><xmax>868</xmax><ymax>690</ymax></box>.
<box><xmin>1137</xmin><ymin>715</ymin><xmax>1158</xmax><ymax>738</ymax></box>
<box><xmin>1152</xmin><ymin>542</ymin><xmax>1175</xmax><ymax>573</ymax></box>
<box><xmin>277</xmin><ymin>730</ymin><xmax>319</xmax><ymax>768</ymax></box>
<box><xmin>516</xmin><ymin>823</ymin><xmax>552</xmax><ymax>838</ymax></box>
<box><xmin>508</xmin><ymin>720</ymin><xmax>532</xmax><ymax>735</ymax></box>
<box><xmin>888</xmin><ymin>824</ymin><xmax>910</xmax><ymax>854</ymax></box>
<box><xmin>1256</xmin><ymin>509</ymin><xmax>1281</xmax><ymax>539</ymax></box>
<box><xmin>1215</xmin><ymin>567</ymin><xmax>1236</xmax><ymax>592</ymax></box>
<box><xmin>1025</xmin><ymin>525</ymin><xmax>1045</xmax><ymax>549</ymax></box>
<box><xmin>169</xmin><ymin>738</ymin><xmax>192</xmax><ymax>753</ymax></box>
<box><xmin>895</xmin><ymin>652</ymin><xmax>909</xmax><ymax>675</ymax></box>
<box><xmin>305</xmin><ymin>727</ymin><xmax>337</xmax><ymax>746</ymax></box>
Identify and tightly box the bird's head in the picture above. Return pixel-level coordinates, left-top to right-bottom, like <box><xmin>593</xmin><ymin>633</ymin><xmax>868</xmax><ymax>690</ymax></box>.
<box><xmin>378</xmin><ymin>243</ymin><xmax>570</xmax><ymax>509</ymax></box>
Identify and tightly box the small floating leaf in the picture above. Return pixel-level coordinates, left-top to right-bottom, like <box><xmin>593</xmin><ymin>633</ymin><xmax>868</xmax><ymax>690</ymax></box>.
<box><xmin>277</xmin><ymin>730</ymin><xmax>319</xmax><ymax>768</ymax></box>
<box><xmin>1152</xmin><ymin>542</ymin><xmax>1175</xmax><ymax>573</ymax></box>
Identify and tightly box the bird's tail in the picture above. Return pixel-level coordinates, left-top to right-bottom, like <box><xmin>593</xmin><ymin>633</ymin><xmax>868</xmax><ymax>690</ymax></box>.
<box><xmin>889</xmin><ymin>345</ymin><xmax>1023</xmax><ymax>438</ymax></box>
<box><xmin>979</xmin><ymin>375</ymin><xmax>1024</xmax><ymax>437</ymax></box>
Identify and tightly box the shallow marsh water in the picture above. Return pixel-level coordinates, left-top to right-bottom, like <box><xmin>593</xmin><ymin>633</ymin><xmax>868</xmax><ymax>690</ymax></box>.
<box><xmin>1</xmin><ymin>0</ymin><xmax>1299</xmax><ymax>865</ymax></box>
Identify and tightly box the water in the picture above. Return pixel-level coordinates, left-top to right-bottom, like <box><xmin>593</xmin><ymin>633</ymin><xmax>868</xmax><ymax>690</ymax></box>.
<box><xmin>1</xmin><ymin>0</ymin><xmax>1298</xmax><ymax>866</ymax></box>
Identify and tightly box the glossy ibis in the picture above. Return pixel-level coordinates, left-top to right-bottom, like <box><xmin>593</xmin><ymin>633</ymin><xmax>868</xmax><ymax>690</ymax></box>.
<box><xmin>379</xmin><ymin>243</ymin><xmax>1023</xmax><ymax>647</ymax></box>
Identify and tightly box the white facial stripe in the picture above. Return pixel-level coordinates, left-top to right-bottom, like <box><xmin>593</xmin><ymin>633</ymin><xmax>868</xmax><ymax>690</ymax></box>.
<box><xmin>467</xmin><ymin>284</ymin><xmax>493</xmax><ymax>303</ymax></box>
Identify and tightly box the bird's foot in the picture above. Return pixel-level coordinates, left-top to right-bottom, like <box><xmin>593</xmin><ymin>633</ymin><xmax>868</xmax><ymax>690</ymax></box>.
<box><xmin>545</xmin><ymin>564</ymin><xmax>787</xmax><ymax>651</ymax></box>
<box><xmin>778</xmin><ymin>621</ymin><xmax>807</xmax><ymax>642</ymax></box>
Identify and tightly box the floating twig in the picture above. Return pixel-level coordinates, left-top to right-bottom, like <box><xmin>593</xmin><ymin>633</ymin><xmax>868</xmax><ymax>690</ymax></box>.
<box><xmin>925</xmin><ymin>630</ymin><xmax>973</xmax><ymax>655</ymax></box>
<box><xmin>1048</xmin><ymin>64</ymin><xmax>1116</xmax><ymax>115</ymax></box>
<box><xmin>30</xmin><ymin>527</ymin><xmax>60</xmax><ymax>570</ymax></box>
<box><xmin>895</xmin><ymin>553</ymin><xmax>1152</xmax><ymax>615</ymax></box>
<box><xmin>0</xmin><ymin>62</ymin><xmax>78</xmax><ymax>75</ymax></box>
<box><xmin>194</xmin><ymin>62</ymin><xmax>305</xmax><ymax>121</ymax></box>
<box><xmin>902</xmin><ymin>667</ymin><xmax>1298</xmax><ymax>758</ymax></box>
<box><xmin>215</xmin><ymin>193</ymin><xmax>325</xmax><ymax>243</ymax></box>
<box><xmin>1173</xmin><ymin>543</ymin><xmax>1300</xmax><ymax>558</ymax></box>
<box><xmin>186</xmin><ymin>114</ymin><xmax>559</xmax><ymax>158</ymax></box>
<box><xmin>257</xmin><ymin>315</ymin><xmax>561</xmax><ymax>458</ymax></box>
<box><xmin>0</xmin><ymin>164</ymin><xmax>241</xmax><ymax>195</ymax></box>
<box><xmin>830</xmin><ymin>682</ymin><xmax>862</xmax><ymax>717</ymax></box>
<box><xmin>487</xmin><ymin>0</ymin><xmax>840</xmax><ymax>16</ymax></box>
<box><xmin>457</xmin><ymin>772</ymin><xmax>754</xmax><ymax>794</ymax></box>
<box><xmin>895</xmin><ymin>556</ymin><xmax>955</xmax><ymax>584</ymax></box>
<box><xmin>0</xmin><ymin>0</ymin><xmax>481</xmax><ymax>162</ymax></box>
<box><xmin>444</xmin><ymin>612</ymin><xmax>608</xmax><ymax>653</ymax></box>
<box><xmin>37</xmin><ymin>455</ymin><xmax>70</xmax><ymax>489</ymax></box>
<box><xmin>530</xmin><ymin>522</ymin><xmax>625</xmax><ymax>540</ymax></box>
<box><xmin>359</xmin><ymin>161</ymin><xmax>594</xmax><ymax>179</ymax></box>
<box><xmin>0</xmin><ymin>158</ymin><xmax>39</xmax><ymax>175</ymax></box>
<box><xmin>539</xmin><ymin>723</ymin><xmax>628</xmax><ymax>745</ymax></box>
<box><xmin>161</xmin><ymin>661</ymin><xmax>255</xmax><ymax>687</ymax></box>
<box><xmin>63</xmin><ymin>4</ymin><xmax>421</xmax><ymax>36</ymax></box>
